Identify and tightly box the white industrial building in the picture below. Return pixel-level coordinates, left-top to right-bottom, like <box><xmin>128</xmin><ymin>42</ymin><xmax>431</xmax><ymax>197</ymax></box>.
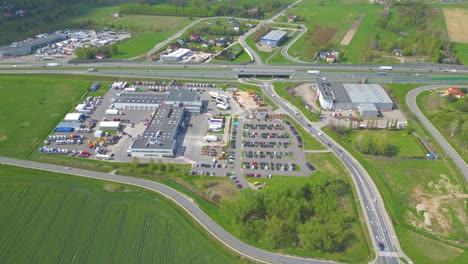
<box><xmin>162</xmin><ymin>48</ymin><xmax>191</xmax><ymax>62</ymax></box>
<box><xmin>130</xmin><ymin>107</ymin><xmax>184</xmax><ymax>158</ymax></box>
<box><xmin>317</xmin><ymin>79</ymin><xmax>394</xmax><ymax>114</ymax></box>
<box><xmin>99</xmin><ymin>121</ymin><xmax>121</xmax><ymax>130</ymax></box>
<box><xmin>64</xmin><ymin>113</ymin><xmax>84</xmax><ymax>122</ymax></box>
<box><xmin>165</xmin><ymin>89</ymin><xmax>202</xmax><ymax>113</ymax></box>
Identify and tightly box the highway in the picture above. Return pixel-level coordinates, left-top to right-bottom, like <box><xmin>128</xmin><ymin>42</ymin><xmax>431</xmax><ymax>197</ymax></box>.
<box><xmin>0</xmin><ymin>156</ymin><xmax>337</xmax><ymax>264</ymax></box>
<box><xmin>261</xmin><ymin>82</ymin><xmax>412</xmax><ymax>264</ymax></box>
<box><xmin>406</xmin><ymin>85</ymin><xmax>468</xmax><ymax>180</ymax></box>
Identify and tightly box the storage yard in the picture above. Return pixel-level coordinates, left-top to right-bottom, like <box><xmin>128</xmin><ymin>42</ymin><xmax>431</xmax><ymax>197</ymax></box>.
<box><xmin>37</xmin><ymin>78</ymin><xmax>317</xmax><ymax>190</ymax></box>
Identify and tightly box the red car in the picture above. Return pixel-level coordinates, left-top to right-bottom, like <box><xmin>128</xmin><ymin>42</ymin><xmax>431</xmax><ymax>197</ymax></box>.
<box><xmin>237</xmin><ymin>184</ymin><xmax>243</xmax><ymax>189</ymax></box>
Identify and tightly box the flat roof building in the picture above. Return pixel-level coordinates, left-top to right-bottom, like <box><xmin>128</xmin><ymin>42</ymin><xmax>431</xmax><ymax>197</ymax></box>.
<box><xmin>162</xmin><ymin>48</ymin><xmax>191</xmax><ymax>62</ymax></box>
<box><xmin>165</xmin><ymin>89</ymin><xmax>202</xmax><ymax>113</ymax></box>
<box><xmin>316</xmin><ymin>79</ymin><xmax>393</xmax><ymax>113</ymax></box>
<box><xmin>113</xmin><ymin>93</ymin><xmax>166</xmax><ymax>110</ymax></box>
<box><xmin>260</xmin><ymin>30</ymin><xmax>288</xmax><ymax>48</ymax></box>
<box><xmin>130</xmin><ymin>107</ymin><xmax>184</xmax><ymax>158</ymax></box>
<box><xmin>0</xmin><ymin>33</ymin><xmax>66</xmax><ymax>56</ymax></box>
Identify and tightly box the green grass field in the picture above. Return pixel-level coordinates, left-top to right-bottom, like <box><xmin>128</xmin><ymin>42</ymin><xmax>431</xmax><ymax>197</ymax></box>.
<box><xmin>324</xmin><ymin>126</ymin><xmax>468</xmax><ymax>264</ymax></box>
<box><xmin>417</xmin><ymin>90</ymin><xmax>468</xmax><ymax>163</ymax></box>
<box><xmin>0</xmin><ymin>75</ymin><xmax>92</xmax><ymax>158</ymax></box>
<box><xmin>0</xmin><ymin>164</ymin><xmax>242</xmax><ymax>263</ymax></box>
<box><xmin>287</xmin><ymin>1</ymin><xmax>381</xmax><ymax>63</ymax></box>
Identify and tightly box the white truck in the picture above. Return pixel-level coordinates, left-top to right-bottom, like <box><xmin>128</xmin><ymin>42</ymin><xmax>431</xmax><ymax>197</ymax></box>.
<box><xmin>307</xmin><ymin>70</ymin><xmax>321</xmax><ymax>75</ymax></box>
<box><xmin>45</xmin><ymin>62</ymin><xmax>61</xmax><ymax>67</ymax></box>
<box><xmin>105</xmin><ymin>109</ymin><xmax>120</xmax><ymax>115</ymax></box>
<box><xmin>203</xmin><ymin>135</ymin><xmax>219</xmax><ymax>143</ymax></box>
<box><xmin>379</xmin><ymin>66</ymin><xmax>393</xmax><ymax>71</ymax></box>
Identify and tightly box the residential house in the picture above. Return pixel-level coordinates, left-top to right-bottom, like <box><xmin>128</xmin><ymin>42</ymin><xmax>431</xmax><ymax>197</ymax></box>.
<box><xmin>319</xmin><ymin>50</ymin><xmax>339</xmax><ymax>62</ymax></box>
<box><xmin>189</xmin><ymin>34</ymin><xmax>201</xmax><ymax>41</ymax></box>
<box><xmin>326</xmin><ymin>55</ymin><xmax>336</xmax><ymax>63</ymax></box>
<box><xmin>95</xmin><ymin>53</ymin><xmax>105</xmax><ymax>60</ymax></box>
<box><xmin>393</xmin><ymin>48</ymin><xmax>403</xmax><ymax>56</ymax></box>
<box><xmin>444</xmin><ymin>87</ymin><xmax>465</xmax><ymax>98</ymax></box>
<box><xmin>176</xmin><ymin>39</ymin><xmax>185</xmax><ymax>46</ymax></box>
<box><xmin>288</xmin><ymin>15</ymin><xmax>298</xmax><ymax>23</ymax></box>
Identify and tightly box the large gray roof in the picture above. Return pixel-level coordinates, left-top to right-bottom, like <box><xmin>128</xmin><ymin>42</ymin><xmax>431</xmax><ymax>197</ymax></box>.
<box><xmin>115</xmin><ymin>93</ymin><xmax>166</xmax><ymax>104</ymax></box>
<box><xmin>261</xmin><ymin>30</ymin><xmax>287</xmax><ymax>41</ymax></box>
<box><xmin>342</xmin><ymin>84</ymin><xmax>393</xmax><ymax>104</ymax></box>
<box><xmin>317</xmin><ymin>79</ymin><xmax>351</xmax><ymax>102</ymax></box>
<box><xmin>165</xmin><ymin>89</ymin><xmax>199</xmax><ymax>102</ymax></box>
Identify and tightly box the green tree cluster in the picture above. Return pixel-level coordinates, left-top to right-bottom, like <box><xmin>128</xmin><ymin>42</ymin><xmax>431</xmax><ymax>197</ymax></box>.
<box><xmin>220</xmin><ymin>179</ymin><xmax>354</xmax><ymax>253</ymax></box>
<box><xmin>74</xmin><ymin>44</ymin><xmax>119</xmax><ymax>60</ymax></box>
<box><xmin>355</xmin><ymin>132</ymin><xmax>390</xmax><ymax>155</ymax></box>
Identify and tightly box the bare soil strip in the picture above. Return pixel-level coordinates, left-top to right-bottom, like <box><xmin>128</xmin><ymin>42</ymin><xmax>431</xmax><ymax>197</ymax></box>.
<box><xmin>340</xmin><ymin>14</ymin><xmax>365</xmax><ymax>46</ymax></box>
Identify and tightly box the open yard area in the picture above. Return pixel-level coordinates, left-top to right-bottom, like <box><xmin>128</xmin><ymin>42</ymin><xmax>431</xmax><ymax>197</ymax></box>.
<box><xmin>0</xmin><ymin>164</ymin><xmax>241</xmax><ymax>263</ymax></box>
<box><xmin>0</xmin><ymin>75</ymin><xmax>91</xmax><ymax>158</ymax></box>
<box><xmin>443</xmin><ymin>8</ymin><xmax>468</xmax><ymax>44</ymax></box>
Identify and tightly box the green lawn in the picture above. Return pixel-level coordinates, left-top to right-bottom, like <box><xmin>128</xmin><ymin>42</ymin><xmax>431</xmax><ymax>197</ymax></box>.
<box><xmin>112</xmin><ymin>33</ymin><xmax>171</xmax><ymax>59</ymax></box>
<box><xmin>454</xmin><ymin>43</ymin><xmax>468</xmax><ymax>65</ymax></box>
<box><xmin>0</xmin><ymin>75</ymin><xmax>91</xmax><ymax>158</ymax></box>
<box><xmin>0</xmin><ymin>164</ymin><xmax>243</xmax><ymax>264</ymax></box>
<box><xmin>417</xmin><ymin>90</ymin><xmax>468</xmax><ymax>163</ymax></box>
<box><xmin>324</xmin><ymin>127</ymin><xmax>468</xmax><ymax>263</ymax></box>
<box><xmin>274</xmin><ymin>82</ymin><xmax>319</xmax><ymax>122</ymax></box>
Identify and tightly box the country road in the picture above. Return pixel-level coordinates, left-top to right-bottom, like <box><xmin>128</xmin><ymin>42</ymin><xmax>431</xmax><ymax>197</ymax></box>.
<box><xmin>406</xmin><ymin>85</ymin><xmax>468</xmax><ymax>180</ymax></box>
<box><xmin>0</xmin><ymin>156</ymin><xmax>336</xmax><ymax>264</ymax></box>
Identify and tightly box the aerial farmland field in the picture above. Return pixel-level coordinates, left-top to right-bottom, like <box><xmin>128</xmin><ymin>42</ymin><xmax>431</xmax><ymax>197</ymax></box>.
<box><xmin>0</xmin><ymin>164</ymin><xmax>241</xmax><ymax>264</ymax></box>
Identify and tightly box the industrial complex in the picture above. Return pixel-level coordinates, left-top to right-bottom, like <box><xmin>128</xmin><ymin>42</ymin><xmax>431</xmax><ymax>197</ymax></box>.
<box><xmin>316</xmin><ymin>79</ymin><xmax>394</xmax><ymax>117</ymax></box>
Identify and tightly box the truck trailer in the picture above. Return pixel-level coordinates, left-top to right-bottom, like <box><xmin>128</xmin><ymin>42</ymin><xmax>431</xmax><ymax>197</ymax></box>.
<box><xmin>105</xmin><ymin>109</ymin><xmax>120</xmax><ymax>115</ymax></box>
<box><xmin>379</xmin><ymin>66</ymin><xmax>393</xmax><ymax>71</ymax></box>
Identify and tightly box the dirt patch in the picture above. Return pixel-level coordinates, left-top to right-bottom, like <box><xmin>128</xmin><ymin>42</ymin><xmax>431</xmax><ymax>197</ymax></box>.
<box><xmin>443</xmin><ymin>8</ymin><xmax>468</xmax><ymax>43</ymax></box>
<box><xmin>311</xmin><ymin>27</ymin><xmax>337</xmax><ymax>46</ymax></box>
<box><xmin>292</xmin><ymin>83</ymin><xmax>316</xmax><ymax>106</ymax></box>
<box><xmin>409</xmin><ymin>174</ymin><xmax>468</xmax><ymax>237</ymax></box>
<box><xmin>198</xmin><ymin>180</ymin><xmax>238</xmax><ymax>205</ymax></box>
<box><xmin>256</xmin><ymin>43</ymin><xmax>273</xmax><ymax>52</ymax></box>
<box><xmin>340</xmin><ymin>14</ymin><xmax>365</xmax><ymax>46</ymax></box>
<box><xmin>235</xmin><ymin>91</ymin><xmax>262</xmax><ymax>110</ymax></box>
<box><xmin>103</xmin><ymin>183</ymin><xmax>126</xmax><ymax>192</ymax></box>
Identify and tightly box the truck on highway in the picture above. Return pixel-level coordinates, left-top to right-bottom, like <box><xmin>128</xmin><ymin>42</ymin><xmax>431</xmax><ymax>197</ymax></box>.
<box><xmin>45</xmin><ymin>62</ymin><xmax>61</xmax><ymax>67</ymax></box>
<box><xmin>307</xmin><ymin>70</ymin><xmax>321</xmax><ymax>75</ymax></box>
<box><xmin>379</xmin><ymin>66</ymin><xmax>393</xmax><ymax>71</ymax></box>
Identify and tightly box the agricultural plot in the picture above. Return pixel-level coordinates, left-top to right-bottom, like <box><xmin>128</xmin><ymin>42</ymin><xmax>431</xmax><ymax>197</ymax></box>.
<box><xmin>286</xmin><ymin>2</ymin><xmax>381</xmax><ymax>62</ymax></box>
<box><xmin>0</xmin><ymin>164</ymin><xmax>240</xmax><ymax>264</ymax></box>
<box><xmin>443</xmin><ymin>8</ymin><xmax>468</xmax><ymax>43</ymax></box>
<box><xmin>0</xmin><ymin>75</ymin><xmax>90</xmax><ymax>158</ymax></box>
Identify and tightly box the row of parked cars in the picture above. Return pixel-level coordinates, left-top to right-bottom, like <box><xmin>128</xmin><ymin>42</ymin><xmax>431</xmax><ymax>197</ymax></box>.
<box><xmin>244</xmin><ymin>161</ymin><xmax>296</xmax><ymax>171</ymax></box>
<box><xmin>230</xmin><ymin>175</ymin><xmax>243</xmax><ymax>190</ymax></box>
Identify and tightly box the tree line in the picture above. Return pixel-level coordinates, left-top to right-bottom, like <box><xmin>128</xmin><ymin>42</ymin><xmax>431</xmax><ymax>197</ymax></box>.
<box><xmin>74</xmin><ymin>44</ymin><xmax>119</xmax><ymax>60</ymax></box>
<box><xmin>220</xmin><ymin>179</ymin><xmax>355</xmax><ymax>253</ymax></box>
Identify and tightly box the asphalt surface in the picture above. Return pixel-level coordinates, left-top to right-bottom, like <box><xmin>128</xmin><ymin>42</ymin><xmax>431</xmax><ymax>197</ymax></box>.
<box><xmin>261</xmin><ymin>81</ymin><xmax>412</xmax><ymax>264</ymax></box>
<box><xmin>0</xmin><ymin>156</ymin><xmax>340</xmax><ymax>264</ymax></box>
<box><xmin>406</xmin><ymin>85</ymin><xmax>468</xmax><ymax>180</ymax></box>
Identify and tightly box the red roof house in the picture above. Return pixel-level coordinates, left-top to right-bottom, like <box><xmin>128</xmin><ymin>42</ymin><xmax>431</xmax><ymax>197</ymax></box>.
<box><xmin>444</xmin><ymin>87</ymin><xmax>465</xmax><ymax>98</ymax></box>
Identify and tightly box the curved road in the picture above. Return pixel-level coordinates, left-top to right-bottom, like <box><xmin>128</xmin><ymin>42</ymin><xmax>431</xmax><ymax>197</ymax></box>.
<box><xmin>0</xmin><ymin>156</ymin><xmax>336</xmax><ymax>264</ymax></box>
<box><xmin>261</xmin><ymin>81</ymin><xmax>412</xmax><ymax>264</ymax></box>
<box><xmin>406</xmin><ymin>85</ymin><xmax>468</xmax><ymax>180</ymax></box>
<box><xmin>280</xmin><ymin>24</ymin><xmax>308</xmax><ymax>64</ymax></box>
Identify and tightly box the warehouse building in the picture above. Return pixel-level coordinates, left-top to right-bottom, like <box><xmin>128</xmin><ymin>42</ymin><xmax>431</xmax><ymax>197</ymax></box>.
<box><xmin>165</xmin><ymin>89</ymin><xmax>202</xmax><ymax>113</ymax></box>
<box><xmin>113</xmin><ymin>93</ymin><xmax>166</xmax><ymax>110</ymax></box>
<box><xmin>162</xmin><ymin>48</ymin><xmax>191</xmax><ymax>62</ymax></box>
<box><xmin>113</xmin><ymin>90</ymin><xmax>201</xmax><ymax>113</ymax></box>
<box><xmin>130</xmin><ymin>107</ymin><xmax>184</xmax><ymax>158</ymax></box>
<box><xmin>260</xmin><ymin>30</ymin><xmax>288</xmax><ymax>47</ymax></box>
<box><xmin>317</xmin><ymin>79</ymin><xmax>393</xmax><ymax>113</ymax></box>
<box><xmin>0</xmin><ymin>33</ymin><xmax>66</xmax><ymax>56</ymax></box>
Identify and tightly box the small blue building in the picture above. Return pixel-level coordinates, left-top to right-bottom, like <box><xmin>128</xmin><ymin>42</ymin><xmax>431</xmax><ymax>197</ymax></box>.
<box><xmin>260</xmin><ymin>30</ymin><xmax>288</xmax><ymax>48</ymax></box>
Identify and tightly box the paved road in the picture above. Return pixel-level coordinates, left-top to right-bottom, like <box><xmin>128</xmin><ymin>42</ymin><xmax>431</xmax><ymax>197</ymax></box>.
<box><xmin>406</xmin><ymin>85</ymin><xmax>468</xmax><ymax>180</ymax></box>
<box><xmin>281</xmin><ymin>24</ymin><xmax>308</xmax><ymax>64</ymax></box>
<box><xmin>0</xmin><ymin>156</ymin><xmax>337</xmax><ymax>264</ymax></box>
<box><xmin>260</xmin><ymin>81</ymin><xmax>412</xmax><ymax>264</ymax></box>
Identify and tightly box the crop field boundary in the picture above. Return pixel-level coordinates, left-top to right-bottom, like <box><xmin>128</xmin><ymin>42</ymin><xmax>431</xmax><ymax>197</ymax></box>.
<box><xmin>443</xmin><ymin>8</ymin><xmax>468</xmax><ymax>44</ymax></box>
<box><xmin>340</xmin><ymin>13</ymin><xmax>365</xmax><ymax>46</ymax></box>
